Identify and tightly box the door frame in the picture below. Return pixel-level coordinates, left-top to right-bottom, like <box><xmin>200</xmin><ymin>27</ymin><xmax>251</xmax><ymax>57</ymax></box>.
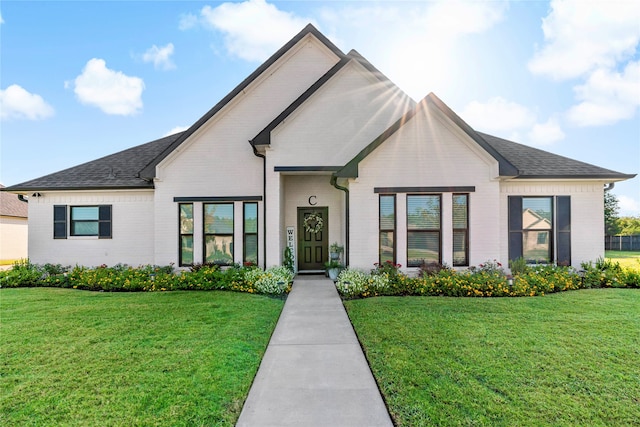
<box><xmin>297</xmin><ymin>206</ymin><xmax>328</xmax><ymax>272</ymax></box>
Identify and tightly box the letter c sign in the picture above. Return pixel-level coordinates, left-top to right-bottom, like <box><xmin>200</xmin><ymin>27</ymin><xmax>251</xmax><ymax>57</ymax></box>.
<box><xmin>308</xmin><ymin>195</ymin><xmax>317</xmax><ymax>206</ymax></box>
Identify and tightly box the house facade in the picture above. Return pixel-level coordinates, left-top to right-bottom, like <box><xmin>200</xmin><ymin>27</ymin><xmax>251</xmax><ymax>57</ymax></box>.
<box><xmin>0</xmin><ymin>185</ymin><xmax>28</xmax><ymax>262</ymax></box>
<box><xmin>4</xmin><ymin>25</ymin><xmax>635</xmax><ymax>272</ymax></box>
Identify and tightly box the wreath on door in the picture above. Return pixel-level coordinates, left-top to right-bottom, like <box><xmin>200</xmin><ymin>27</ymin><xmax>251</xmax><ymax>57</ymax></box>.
<box><xmin>303</xmin><ymin>213</ymin><xmax>324</xmax><ymax>234</ymax></box>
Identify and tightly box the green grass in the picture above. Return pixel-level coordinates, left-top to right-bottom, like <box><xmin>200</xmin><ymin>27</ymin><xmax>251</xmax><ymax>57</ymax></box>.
<box><xmin>606</xmin><ymin>250</ymin><xmax>640</xmax><ymax>269</ymax></box>
<box><xmin>0</xmin><ymin>288</ymin><xmax>284</xmax><ymax>426</ymax></box>
<box><xmin>345</xmin><ymin>290</ymin><xmax>640</xmax><ymax>426</ymax></box>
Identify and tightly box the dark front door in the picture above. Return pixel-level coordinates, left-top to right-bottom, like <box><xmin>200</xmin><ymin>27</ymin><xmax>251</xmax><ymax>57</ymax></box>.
<box><xmin>298</xmin><ymin>207</ymin><xmax>328</xmax><ymax>271</ymax></box>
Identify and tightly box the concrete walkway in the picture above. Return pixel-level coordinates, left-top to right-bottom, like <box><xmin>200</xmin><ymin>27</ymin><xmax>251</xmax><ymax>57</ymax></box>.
<box><xmin>237</xmin><ymin>275</ymin><xmax>393</xmax><ymax>427</ymax></box>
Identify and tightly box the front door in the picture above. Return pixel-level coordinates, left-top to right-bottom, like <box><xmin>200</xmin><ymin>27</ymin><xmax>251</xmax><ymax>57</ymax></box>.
<box><xmin>297</xmin><ymin>207</ymin><xmax>328</xmax><ymax>271</ymax></box>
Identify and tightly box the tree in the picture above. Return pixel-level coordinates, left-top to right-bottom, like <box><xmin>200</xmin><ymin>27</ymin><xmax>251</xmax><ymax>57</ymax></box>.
<box><xmin>604</xmin><ymin>191</ymin><xmax>621</xmax><ymax>236</ymax></box>
<box><xmin>618</xmin><ymin>216</ymin><xmax>640</xmax><ymax>235</ymax></box>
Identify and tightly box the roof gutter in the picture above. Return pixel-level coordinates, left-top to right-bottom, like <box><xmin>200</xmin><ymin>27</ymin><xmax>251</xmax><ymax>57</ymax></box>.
<box><xmin>18</xmin><ymin>194</ymin><xmax>28</xmax><ymax>203</ymax></box>
<box><xmin>250</xmin><ymin>141</ymin><xmax>267</xmax><ymax>270</ymax></box>
<box><xmin>330</xmin><ymin>175</ymin><xmax>349</xmax><ymax>266</ymax></box>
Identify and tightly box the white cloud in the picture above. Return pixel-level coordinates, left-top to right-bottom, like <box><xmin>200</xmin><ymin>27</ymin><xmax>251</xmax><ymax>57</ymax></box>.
<box><xmin>199</xmin><ymin>0</ymin><xmax>312</xmax><ymax>62</ymax></box>
<box><xmin>0</xmin><ymin>84</ymin><xmax>54</xmax><ymax>120</ymax></box>
<box><xmin>527</xmin><ymin>117</ymin><xmax>565</xmax><ymax>145</ymax></box>
<box><xmin>528</xmin><ymin>0</ymin><xmax>640</xmax><ymax>80</ymax></box>
<box><xmin>142</xmin><ymin>43</ymin><xmax>175</xmax><ymax>70</ymax></box>
<box><xmin>566</xmin><ymin>61</ymin><xmax>640</xmax><ymax>127</ymax></box>
<box><xmin>618</xmin><ymin>195</ymin><xmax>640</xmax><ymax>217</ymax></box>
<box><xmin>163</xmin><ymin>125</ymin><xmax>190</xmax><ymax>137</ymax></box>
<box><xmin>74</xmin><ymin>58</ymin><xmax>145</xmax><ymax>115</ymax></box>
<box><xmin>0</xmin><ymin>11</ymin><xmax>4</xmax><ymax>24</ymax></box>
<box><xmin>461</xmin><ymin>97</ymin><xmax>566</xmax><ymax>146</ymax></box>
<box><xmin>178</xmin><ymin>13</ymin><xmax>198</xmax><ymax>30</ymax></box>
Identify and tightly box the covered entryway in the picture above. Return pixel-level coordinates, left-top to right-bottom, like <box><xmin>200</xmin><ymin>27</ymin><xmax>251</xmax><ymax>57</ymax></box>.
<box><xmin>297</xmin><ymin>207</ymin><xmax>328</xmax><ymax>271</ymax></box>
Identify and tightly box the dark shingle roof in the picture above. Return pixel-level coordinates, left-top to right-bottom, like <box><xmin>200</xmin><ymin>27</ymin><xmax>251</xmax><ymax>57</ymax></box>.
<box><xmin>478</xmin><ymin>132</ymin><xmax>636</xmax><ymax>180</ymax></box>
<box><xmin>0</xmin><ymin>185</ymin><xmax>28</xmax><ymax>217</ymax></box>
<box><xmin>336</xmin><ymin>93</ymin><xmax>635</xmax><ymax>181</ymax></box>
<box><xmin>3</xmin><ymin>132</ymin><xmax>183</xmax><ymax>191</ymax></box>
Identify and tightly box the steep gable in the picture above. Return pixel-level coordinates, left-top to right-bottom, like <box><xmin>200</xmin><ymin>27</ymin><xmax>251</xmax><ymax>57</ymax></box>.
<box><xmin>141</xmin><ymin>24</ymin><xmax>344</xmax><ymax>180</ymax></box>
<box><xmin>256</xmin><ymin>50</ymin><xmax>415</xmax><ymax>167</ymax></box>
<box><xmin>335</xmin><ymin>93</ymin><xmax>635</xmax><ymax>181</ymax></box>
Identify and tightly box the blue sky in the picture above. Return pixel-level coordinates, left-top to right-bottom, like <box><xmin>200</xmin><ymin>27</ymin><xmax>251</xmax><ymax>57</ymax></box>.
<box><xmin>1</xmin><ymin>0</ymin><xmax>639</xmax><ymax>216</ymax></box>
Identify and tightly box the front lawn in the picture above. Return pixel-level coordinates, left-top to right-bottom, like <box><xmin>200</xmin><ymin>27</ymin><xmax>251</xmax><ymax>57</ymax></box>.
<box><xmin>345</xmin><ymin>289</ymin><xmax>640</xmax><ymax>426</ymax></box>
<box><xmin>606</xmin><ymin>250</ymin><xmax>640</xmax><ymax>270</ymax></box>
<box><xmin>0</xmin><ymin>288</ymin><xmax>284</xmax><ymax>426</ymax></box>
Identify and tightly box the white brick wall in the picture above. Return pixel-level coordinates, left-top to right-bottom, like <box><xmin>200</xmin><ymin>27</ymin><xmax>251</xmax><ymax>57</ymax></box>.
<box><xmin>26</xmin><ymin>190</ymin><xmax>154</xmax><ymax>267</ymax></box>
<box><xmin>500</xmin><ymin>181</ymin><xmax>605</xmax><ymax>267</ymax></box>
<box><xmin>347</xmin><ymin>104</ymin><xmax>502</xmax><ymax>271</ymax></box>
<box><xmin>154</xmin><ymin>36</ymin><xmax>340</xmax><ymax>267</ymax></box>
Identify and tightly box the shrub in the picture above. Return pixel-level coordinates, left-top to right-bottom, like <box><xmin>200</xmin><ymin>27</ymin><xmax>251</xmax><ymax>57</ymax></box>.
<box><xmin>418</xmin><ymin>261</ymin><xmax>450</xmax><ymax>277</ymax></box>
<box><xmin>335</xmin><ymin>269</ymin><xmax>369</xmax><ymax>298</ymax></box>
<box><xmin>0</xmin><ymin>260</ymin><xmax>42</xmax><ymax>288</ymax></box>
<box><xmin>581</xmin><ymin>257</ymin><xmax>629</xmax><ymax>288</ymax></box>
<box><xmin>469</xmin><ymin>259</ymin><xmax>505</xmax><ymax>276</ymax></box>
<box><xmin>243</xmin><ymin>266</ymin><xmax>293</xmax><ymax>295</ymax></box>
<box><xmin>509</xmin><ymin>257</ymin><xmax>529</xmax><ymax>276</ymax></box>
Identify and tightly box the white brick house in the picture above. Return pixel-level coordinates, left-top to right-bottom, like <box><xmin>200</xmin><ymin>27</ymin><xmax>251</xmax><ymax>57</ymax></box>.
<box><xmin>4</xmin><ymin>25</ymin><xmax>635</xmax><ymax>272</ymax></box>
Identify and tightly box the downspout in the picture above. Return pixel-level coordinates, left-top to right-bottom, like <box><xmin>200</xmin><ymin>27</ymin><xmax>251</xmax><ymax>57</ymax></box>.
<box><xmin>250</xmin><ymin>141</ymin><xmax>267</xmax><ymax>269</ymax></box>
<box><xmin>330</xmin><ymin>175</ymin><xmax>349</xmax><ymax>266</ymax></box>
<box><xmin>604</xmin><ymin>182</ymin><xmax>615</xmax><ymax>192</ymax></box>
<box><xmin>18</xmin><ymin>194</ymin><xmax>28</xmax><ymax>203</ymax></box>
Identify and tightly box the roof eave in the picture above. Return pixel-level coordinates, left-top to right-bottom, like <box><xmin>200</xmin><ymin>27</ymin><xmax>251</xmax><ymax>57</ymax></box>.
<box><xmin>2</xmin><ymin>184</ymin><xmax>154</xmax><ymax>192</ymax></box>
<box><xmin>512</xmin><ymin>174</ymin><xmax>637</xmax><ymax>181</ymax></box>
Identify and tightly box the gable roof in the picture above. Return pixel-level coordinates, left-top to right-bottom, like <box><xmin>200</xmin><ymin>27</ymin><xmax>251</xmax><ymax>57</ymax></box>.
<box><xmin>3</xmin><ymin>23</ymin><xmax>345</xmax><ymax>193</ymax></box>
<box><xmin>138</xmin><ymin>23</ymin><xmax>344</xmax><ymax>180</ymax></box>
<box><xmin>478</xmin><ymin>132</ymin><xmax>636</xmax><ymax>180</ymax></box>
<box><xmin>0</xmin><ymin>185</ymin><xmax>28</xmax><ymax>218</ymax></box>
<box><xmin>3</xmin><ymin>26</ymin><xmax>634</xmax><ymax>193</ymax></box>
<box><xmin>250</xmin><ymin>49</ymin><xmax>415</xmax><ymax>147</ymax></box>
<box><xmin>335</xmin><ymin>93</ymin><xmax>635</xmax><ymax>181</ymax></box>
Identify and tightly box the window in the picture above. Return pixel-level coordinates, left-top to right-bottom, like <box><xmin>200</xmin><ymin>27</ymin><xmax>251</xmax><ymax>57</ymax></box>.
<box><xmin>70</xmin><ymin>206</ymin><xmax>111</xmax><ymax>238</ymax></box>
<box><xmin>53</xmin><ymin>205</ymin><xmax>67</xmax><ymax>239</ymax></box>
<box><xmin>379</xmin><ymin>195</ymin><xmax>396</xmax><ymax>264</ymax></box>
<box><xmin>243</xmin><ymin>202</ymin><xmax>258</xmax><ymax>265</ymax></box>
<box><xmin>452</xmin><ymin>194</ymin><xmax>469</xmax><ymax>266</ymax></box>
<box><xmin>509</xmin><ymin>196</ymin><xmax>571</xmax><ymax>265</ymax></box>
<box><xmin>179</xmin><ymin>204</ymin><xmax>194</xmax><ymax>266</ymax></box>
<box><xmin>522</xmin><ymin>197</ymin><xmax>553</xmax><ymax>263</ymax></box>
<box><xmin>204</xmin><ymin>203</ymin><xmax>233</xmax><ymax>265</ymax></box>
<box><xmin>407</xmin><ymin>195</ymin><xmax>441</xmax><ymax>267</ymax></box>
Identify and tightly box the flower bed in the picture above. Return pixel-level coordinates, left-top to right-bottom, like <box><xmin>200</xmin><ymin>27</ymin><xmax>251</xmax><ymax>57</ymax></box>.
<box><xmin>335</xmin><ymin>258</ymin><xmax>639</xmax><ymax>299</ymax></box>
<box><xmin>0</xmin><ymin>261</ymin><xmax>293</xmax><ymax>295</ymax></box>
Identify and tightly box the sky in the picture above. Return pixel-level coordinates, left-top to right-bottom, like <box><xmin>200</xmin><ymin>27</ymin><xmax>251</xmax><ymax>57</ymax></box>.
<box><xmin>1</xmin><ymin>0</ymin><xmax>639</xmax><ymax>216</ymax></box>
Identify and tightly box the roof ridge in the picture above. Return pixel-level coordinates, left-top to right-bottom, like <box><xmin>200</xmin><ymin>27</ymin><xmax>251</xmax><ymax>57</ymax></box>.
<box><xmin>139</xmin><ymin>23</ymin><xmax>345</xmax><ymax>180</ymax></box>
<box><xmin>424</xmin><ymin>93</ymin><xmax>519</xmax><ymax>176</ymax></box>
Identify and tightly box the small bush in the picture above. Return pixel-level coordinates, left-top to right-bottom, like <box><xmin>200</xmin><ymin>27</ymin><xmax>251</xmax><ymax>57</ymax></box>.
<box><xmin>336</xmin><ymin>269</ymin><xmax>369</xmax><ymax>298</ymax></box>
<box><xmin>418</xmin><ymin>261</ymin><xmax>450</xmax><ymax>277</ymax></box>
<box><xmin>509</xmin><ymin>257</ymin><xmax>529</xmax><ymax>276</ymax></box>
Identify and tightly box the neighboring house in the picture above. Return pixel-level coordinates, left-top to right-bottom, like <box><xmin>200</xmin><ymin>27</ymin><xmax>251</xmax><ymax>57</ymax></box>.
<box><xmin>3</xmin><ymin>25</ymin><xmax>635</xmax><ymax>272</ymax></box>
<box><xmin>0</xmin><ymin>184</ymin><xmax>28</xmax><ymax>262</ymax></box>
